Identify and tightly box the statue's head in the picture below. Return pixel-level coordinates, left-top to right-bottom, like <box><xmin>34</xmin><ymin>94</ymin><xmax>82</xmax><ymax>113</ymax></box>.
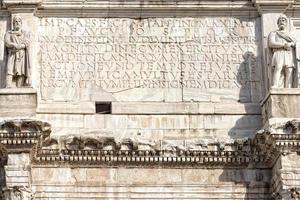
<box><xmin>13</xmin><ymin>16</ymin><xmax>22</xmax><ymax>31</ymax></box>
<box><xmin>277</xmin><ymin>14</ymin><xmax>288</xmax><ymax>30</ymax></box>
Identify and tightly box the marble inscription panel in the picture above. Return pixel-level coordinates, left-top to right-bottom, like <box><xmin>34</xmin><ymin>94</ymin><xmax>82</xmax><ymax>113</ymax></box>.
<box><xmin>38</xmin><ymin>17</ymin><xmax>261</xmax><ymax>102</ymax></box>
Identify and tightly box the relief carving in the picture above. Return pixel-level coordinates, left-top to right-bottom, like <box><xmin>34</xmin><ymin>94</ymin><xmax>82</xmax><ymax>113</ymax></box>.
<box><xmin>34</xmin><ymin>134</ymin><xmax>254</xmax><ymax>167</ymax></box>
<box><xmin>4</xmin><ymin>16</ymin><xmax>31</xmax><ymax>88</ymax></box>
<box><xmin>268</xmin><ymin>14</ymin><xmax>299</xmax><ymax>88</ymax></box>
<box><xmin>2</xmin><ymin>186</ymin><xmax>33</xmax><ymax>200</ymax></box>
<box><xmin>63</xmin><ymin>135</ymin><xmax>121</xmax><ymax>150</ymax></box>
<box><xmin>42</xmin><ymin>135</ymin><xmax>146</xmax><ymax>151</ymax></box>
<box><xmin>284</xmin><ymin>120</ymin><xmax>300</xmax><ymax>133</ymax></box>
<box><xmin>41</xmin><ymin>135</ymin><xmax>246</xmax><ymax>154</ymax></box>
<box><xmin>291</xmin><ymin>188</ymin><xmax>300</xmax><ymax>200</ymax></box>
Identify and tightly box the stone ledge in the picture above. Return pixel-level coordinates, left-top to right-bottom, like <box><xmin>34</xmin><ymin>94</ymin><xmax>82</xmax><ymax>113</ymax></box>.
<box><xmin>261</xmin><ymin>88</ymin><xmax>300</xmax><ymax>106</ymax></box>
<box><xmin>37</xmin><ymin>102</ymin><xmax>95</xmax><ymax>114</ymax></box>
<box><xmin>0</xmin><ymin>87</ymin><xmax>36</xmax><ymax>95</ymax></box>
<box><xmin>253</xmin><ymin>0</ymin><xmax>294</xmax><ymax>4</ymax></box>
<box><xmin>34</xmin><ymin>0</ymin><xmax>258</xmax><ymax>17</ymax></box>
<box><xmin>39</xmin><ymin>0</ymin><xmax>254</xmax><ymax>9</ymax></box>
<box><xmin>2</xmin><ymin>0</ymin><xmax>42</xmax><ymax>8</ymax></box>
<box><xmin>37</xmin><ymin>101</ymin><xmax>261</xmax><ymax>115</ymax></box>
<box><xmin>0</xmin><ymin>88</ymin><xmax>37</xmax><ymax>116</ymax></box>
<box><xmin>112</xmin><ymin>102</ymin><xmax>261</xmax><ymax>115</ymax></box>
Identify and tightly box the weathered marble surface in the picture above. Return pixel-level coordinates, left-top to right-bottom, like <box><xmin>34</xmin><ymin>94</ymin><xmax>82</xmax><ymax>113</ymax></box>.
<box><xmin>36</xmin><ymin>113</ymin><xmax>262</xmax><ymax>141</ymax></box>
<box><xmin>272</xmin><ymin>153</ymin><xmax>300</xmax><ymax>200</ymax></box>
<box><xmin>0</xmin><ymin>88</ymin><xmax>36</xmax><ymax>117</ymax></box>
<box><xmin>262</xmin><ymin>88</ymin><xmax>300</xmax><ymax>126</ymax></box>
<box><xmin>38</xmin><ymin>17</ymin><xmax>262</xmax><ymax>103</ymax></box>
<box><xmin>2</xmin><ymin>0</ymin><xmax>300</xmax><ymax>200</ymax></box>
<box><xmin>31</xmin><ymin>168</ymin><xmax>272</xmax><ymax>199</ymax></box>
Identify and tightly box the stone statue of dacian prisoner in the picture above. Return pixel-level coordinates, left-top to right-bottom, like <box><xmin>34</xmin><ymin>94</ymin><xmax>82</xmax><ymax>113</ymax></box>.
<box><xmin>268</xmin><ymin>14</ymin><xmax>298</xmax><ymax>88</ymax></box>
<box><xmin>4</xmin><ymin>16</ymin><xmax>31</xmax><ymax>88</ymax></box>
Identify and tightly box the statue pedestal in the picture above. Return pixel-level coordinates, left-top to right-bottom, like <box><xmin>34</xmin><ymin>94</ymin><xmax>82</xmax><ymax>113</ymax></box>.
<box><xmin>261</xmin><ymin>88</ymin><xmax>300</xmax><ymax>126</ymax></box>
<box><xmin>0</xmin><ymin>87</ymin><xmax>36</xmax><ymax>117</ymax></box>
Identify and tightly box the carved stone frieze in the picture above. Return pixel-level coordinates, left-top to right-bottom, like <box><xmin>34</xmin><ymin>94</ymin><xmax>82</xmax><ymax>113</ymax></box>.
<box><xmin>31</xmin><ymin>134</ymin><xmax>252</xmax><ymax>168</ymax></box>
<box><xmin>23</xmin><ymin>120</ymin><xmax>300</xmax><ymax>168</ymax></box>
<box><xmin>0</xmin><ymin>119</ymin><xmax>296</xmax><ymax>169</ymax></box>
<box><xmin>0</xmin><ymin>120</ymin><xmax>297</xmax><ymax>200</ymax></box>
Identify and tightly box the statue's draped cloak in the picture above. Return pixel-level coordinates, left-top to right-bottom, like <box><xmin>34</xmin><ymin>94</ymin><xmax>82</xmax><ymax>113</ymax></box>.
<box><xmin>271</xmin><ymin>31</ymin><xmax>296</xmax><ymax>68</ymax></box>
<box><xmin>268</xmin><ymin>30</ymin><xmax>299</xmax><ymax>87</ymax></box>
<box><xmin>5</xmin><ymin>30</ymin><xmax>31</xmax><ymax>85</ymax></box>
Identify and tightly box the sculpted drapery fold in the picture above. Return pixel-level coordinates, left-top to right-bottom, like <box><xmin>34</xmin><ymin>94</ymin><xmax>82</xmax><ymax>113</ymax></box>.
<box><xmin>4</xmin><ymin>16</ymin><xmax>31</xmax><ymax>88</ymax></box>
<box><xmin>268</xmin><ymin>14</ymin><xmax>299</xmax><ymax>88</ymax></box>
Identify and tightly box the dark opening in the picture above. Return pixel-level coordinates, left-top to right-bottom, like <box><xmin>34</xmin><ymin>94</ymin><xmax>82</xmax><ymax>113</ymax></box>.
<box><xmin>95</xmin><ymin>102</ymin><xmax>111</xmax><ymax>114</ymax></box>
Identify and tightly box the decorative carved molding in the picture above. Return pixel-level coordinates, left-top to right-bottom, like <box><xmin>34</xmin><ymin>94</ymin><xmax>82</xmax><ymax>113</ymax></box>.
<box><xmin>28</xmin><ymin>120</ymin><xmax>300</xmax><ymax>168</ymax></box>
<box><xmin>0</xmin><ymin>119</ymin><xmax>50</xmax><ymax>151</ymax></box>
<box><xmin>31</xmin><ymin>0</ymin><xmax>259</xmax><ymax>18</ymax></box>
<box><xmin>253</xmin><ymin>120</ymin><xmax>300</xmax><ymax>167</ymax></box>
<box><xmin>0</xmin><ymin>119</ymin><xmax>51</xmax><ymax>167</ymax></box>
<box><xmin>0</xmin><ymin>120</ymin><xmax>47</xmax><ymax>200</ymax></box>
<box><xmin>0</xmin><ymin>119</ymin><xmax>296</xmax><ymax>169</ymax></box>
<box><xmin>31</xmin><ymin>135</ymin><xmax>252</xmax><ymax>167</ymax></box>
